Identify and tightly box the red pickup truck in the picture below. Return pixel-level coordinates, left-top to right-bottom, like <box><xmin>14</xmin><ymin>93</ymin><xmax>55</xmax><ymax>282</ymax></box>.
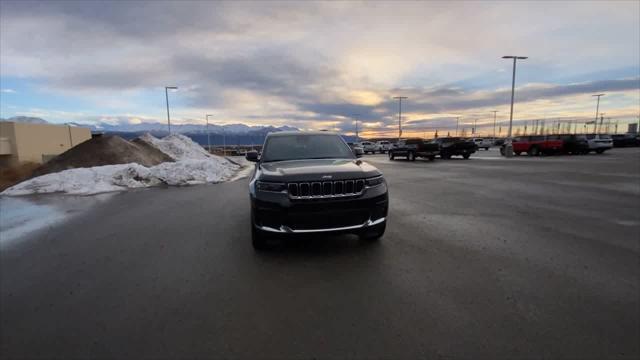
<box><xmin>501</xmin><ymin>136</ymin><xmax>563</xmax><ymax>156</ymax></box>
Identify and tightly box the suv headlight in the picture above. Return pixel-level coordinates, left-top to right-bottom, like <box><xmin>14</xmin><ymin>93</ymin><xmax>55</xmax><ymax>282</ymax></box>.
<box><xmin>365</xmin><ymin>176</ymin><xmax>385</xmax><ymax>187</ymax></box>
<box><xmin>256</xmin><ymin>181</ymin><xmax>286</xmax><ymax>192</ymax></box>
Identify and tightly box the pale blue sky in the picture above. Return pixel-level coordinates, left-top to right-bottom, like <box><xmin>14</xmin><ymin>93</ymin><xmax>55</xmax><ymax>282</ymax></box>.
<box><xmin>1</xmin><ymin>0</ymin><xmax>638</xmax><ymax>136</ymax></box>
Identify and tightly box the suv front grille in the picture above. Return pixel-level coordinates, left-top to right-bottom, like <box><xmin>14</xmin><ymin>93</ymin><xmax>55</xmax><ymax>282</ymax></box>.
<box><xmin>288</xmin><ymin>179</ymin><xmax>365</xmax><ymax>199</ymax></box>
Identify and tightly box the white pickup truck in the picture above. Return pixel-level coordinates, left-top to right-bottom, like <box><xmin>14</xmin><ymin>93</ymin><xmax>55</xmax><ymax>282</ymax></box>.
<box><xmin>376</xmin><ymin>141</ymin><xmax>392</xmax><ymax>153</ymax></box>
<box><xmin>470</xmin><ymin>138</ymin><xmax>493</xmax><ymax>150</ymax></box>
<box><xmin>357</xmin><ymin>141</ymin><xmax>378</xmax><ymax>154</ymax></box>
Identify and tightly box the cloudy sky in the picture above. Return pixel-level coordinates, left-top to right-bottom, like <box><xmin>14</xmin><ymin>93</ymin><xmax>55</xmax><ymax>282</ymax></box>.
<box><xmin>1</xmin><ymin>0</ymin><xmax>638</xmax><ymax>137</ymax></box>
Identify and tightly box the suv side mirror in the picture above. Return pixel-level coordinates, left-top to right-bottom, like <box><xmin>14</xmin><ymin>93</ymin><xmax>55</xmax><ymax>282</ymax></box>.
<box><xmin>245</xmin><ymin>150</ymin><xmax>259</xmax><ymax>162</ymax></box>
<box><xmin>354</xmin><ymin>147</ymin><xmax>364</xmax><ymax>158</ymax></box>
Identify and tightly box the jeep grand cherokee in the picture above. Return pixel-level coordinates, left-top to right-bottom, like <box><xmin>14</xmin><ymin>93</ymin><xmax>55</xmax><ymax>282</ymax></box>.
<box><xmin>246</xmin><ymin>132</ymin><xmax>388</xmax><ymax>250</ymax></box>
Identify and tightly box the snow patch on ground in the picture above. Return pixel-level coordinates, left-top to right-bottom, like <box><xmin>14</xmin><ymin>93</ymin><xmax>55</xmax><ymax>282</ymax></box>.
<box><xmin>0</xmin><ymin>194</ymin><xmax>114</xmax><ymax>247</ymax></box>
<box><xmin>2</xmin><ymin>134</ymin><xmax>241</xmax><ymax>196</ymax></box>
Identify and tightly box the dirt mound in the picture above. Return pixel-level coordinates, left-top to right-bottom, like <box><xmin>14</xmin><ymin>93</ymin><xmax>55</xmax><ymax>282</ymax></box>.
<box><xmin>32</xmin><ymin>135</ymin><xmax>173</xmax><ymax>177</ymax></box>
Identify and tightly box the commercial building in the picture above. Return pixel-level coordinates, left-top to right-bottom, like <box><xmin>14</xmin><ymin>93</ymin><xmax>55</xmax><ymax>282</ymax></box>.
<box><xmin>0</xmin><ymin>122</ymin><xmax>91</xmax><ymax>167</ymax></box>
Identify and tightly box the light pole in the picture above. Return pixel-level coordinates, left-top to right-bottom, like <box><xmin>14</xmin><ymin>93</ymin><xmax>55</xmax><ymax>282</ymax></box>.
<box><xmin>352</xmin><ymin>113</ymin><xmax>360</xmax><ymax>142</ymax></box>
<box><xmin>393</xmin><ymin>96</ymin><xmax>408</xmax><ymax>140</ymax></box>
<box><xmin>165</xmin><ymin>86</ymin><xmax>178</xmax><ymax>134</ymax></box>
<box><xmin>491</xmin><ymin>111</ymin><xmax>498</xmax><ymax>139</ymax></box>
<box><xmin>502</xmin><ymin>55</ymin><xmax>527</xmax><ymax>157</ymax></box>
<box><xmin>456</xmin><ymin>116</ymin><xmax>460</xmax><ymax>136</ymax></box>
<box><xmin>598</xmin><ymin>113</ymin><xmax>605</xmax><ymax>134</ymax></box>
<box><xmin>473</xmin><ymin>118</ymin><xmax>477</xmax><ymax>135</ymax></box>
<box><xmin>592</xmin><ymin>94</ymin><xmax>605</xmax><ymax>133</ymax></box>
<box><xmin>205</xmin><ymin>114</ymin><xmax>213</xmax><ymax>152</ymax></box>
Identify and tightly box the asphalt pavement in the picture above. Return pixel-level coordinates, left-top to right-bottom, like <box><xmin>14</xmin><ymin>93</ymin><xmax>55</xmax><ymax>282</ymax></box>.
<box><xmin>2</xmin><ymin>148</ymin><xmax>639</xmax><ymax>359</ymax></box>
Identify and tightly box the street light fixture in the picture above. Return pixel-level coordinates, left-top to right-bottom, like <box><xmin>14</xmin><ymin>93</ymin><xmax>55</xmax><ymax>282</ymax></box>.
<box><xmin>502</xmin><ymin>55</ymin><xmax>528</xmax><ymax>157</ymax></box>
<box><xmin>222</xmin><ymin>123</ymin><xmax>226</xmax><ymax>156</ymax></box>
<box><xmin>491</xmin><ymin>111</ymin><xmax>498</xmax><ymax>139</ymax></box>
<box><xmin>165</xmin><ymin>86</ymin><xmax>178</xmax><ymax>134</ymax></box>
<box><xmin>393</xmin><ymin>96</ymin><xmax>408</xmax><ymax>140</ymax></box>
<box><xmin>592</xmin><ymin>94</ymin><xmax>605</xmax><ymax>133</ymax></box>
<box><xmin>352</xmin><ymin>113</ymin><xmax>361</xmax><ymax>142</ymax></box>
<box><xmin>205</xmin><ymin>114</ymin><xmax>213</xmax><ymax>152</ymax></box>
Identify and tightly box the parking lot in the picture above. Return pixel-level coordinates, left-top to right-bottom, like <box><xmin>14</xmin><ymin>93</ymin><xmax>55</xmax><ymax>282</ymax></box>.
<box><xmin>1</xmin><ymin>148</ymin><xmax>639</xmax><ymax>359</ymax></box>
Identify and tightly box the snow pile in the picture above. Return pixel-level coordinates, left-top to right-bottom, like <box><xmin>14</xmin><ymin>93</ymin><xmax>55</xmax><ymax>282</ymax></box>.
<box><xmin>2</xmin><ymin>164</ymin><xmax>149</xmax><ymax>196</ymax></box>
<box><xmin>2</xmin><ymin>134</ymin><xmax>240</xmax><ymax>196</ymax></box>
<box><xmin>138</xmin><ymin>133</ymin><xmax>212</xmax><ymax>161</ymax></box>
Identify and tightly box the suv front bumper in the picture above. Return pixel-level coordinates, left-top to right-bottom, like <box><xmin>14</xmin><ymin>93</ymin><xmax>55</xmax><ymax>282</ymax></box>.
<box><xmin>257</xmin><ymin>216</ymin><xmax>386</xmax><ymax>234</ymax></box>
<box><xmin>251</xmin><ymin>182</ymin><xmax>388</xmax><ymax>234</ymax></box>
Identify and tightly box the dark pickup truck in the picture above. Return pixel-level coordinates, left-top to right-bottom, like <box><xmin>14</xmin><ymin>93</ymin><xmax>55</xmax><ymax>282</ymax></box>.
<box><xmin>558</xmin><ymin>134</ymin><xmax>590</xmax><ymax>155</ymax></box>
<box><xmin>612</xmin><ymin>134</ymin><xmax>640</xmax><ymax>147</ymax></box>
<box><xmin>388</xmin><ymin>138</ymin><xmax>440</xmax><ymax>161</ymax></box>
<box><xmin>433</xmin><ymin>137</ymin><xmax>478</xmax><ymax>159</ymax></box>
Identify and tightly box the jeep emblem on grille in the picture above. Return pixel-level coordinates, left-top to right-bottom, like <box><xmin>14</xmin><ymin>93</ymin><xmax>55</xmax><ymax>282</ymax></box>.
<box><xmin>322</xmin><ymin>175</ymin><xmax>333</xmax><ymax>179</ymax></box>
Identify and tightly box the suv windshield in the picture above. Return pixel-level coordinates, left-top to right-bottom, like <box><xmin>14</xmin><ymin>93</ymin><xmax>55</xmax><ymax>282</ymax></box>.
<box><xmin>261</xmin><ymin>134</ymin><xmax>354</xmax><ymax>162</ymax></box>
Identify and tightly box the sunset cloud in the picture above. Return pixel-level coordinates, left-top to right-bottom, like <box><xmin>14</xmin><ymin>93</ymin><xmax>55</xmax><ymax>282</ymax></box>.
<box><xmin>0</xmin><ymin>0</ymin><xmax>638</xmax><ymax>136</ymax></box>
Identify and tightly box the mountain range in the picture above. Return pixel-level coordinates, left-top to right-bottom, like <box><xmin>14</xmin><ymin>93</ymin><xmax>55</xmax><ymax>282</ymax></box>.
<box><xmin>2</xmin><ymin>116</ymin><xmax>298</xmax><ymax>133</ymax></box>
<box><xmin>0</xmin><ymin>116</ymin><xmax>49</xmax><ymax>124</ymax></box>
<box><xmin>0</xmin><ymin>116</ymin><xmax>303</xmax><ymax>145</ymax></box>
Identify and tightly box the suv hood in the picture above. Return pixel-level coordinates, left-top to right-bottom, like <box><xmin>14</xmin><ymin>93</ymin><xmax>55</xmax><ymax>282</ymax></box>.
<box><xmin>259</xmin><ymin>159</ymin><xmax>381</xmax><ymax>182</ymax></box>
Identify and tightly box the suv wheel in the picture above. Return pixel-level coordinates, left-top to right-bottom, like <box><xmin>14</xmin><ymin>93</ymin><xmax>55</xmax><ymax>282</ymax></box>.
<box><xmin>408</xmin><ymin>151</ymin><xmax>416</xmax><ymax>161</ymax></box>
<box><xmin>389</xmin><ymin>152</ymin><xmax>395</xmax><ymax>160</ymax></box>
<box><xmin>528</xmin><ymin>146</ymin><xmax>540</xmax><ymax>156</ymax></box>
<box><xmin>463</xmin><ymin>153</ymin><xmax>471</xmax><ymax>159</ymax></box>
<box><xmin>252</xmin><ymin>226</ymin><xmax>271</xmax><ymax>250</ymax></box>
<box><xmin>360</xmin><ymin>222</ymin><xmax>386</xmax><ymax>241</ymax></box>
<box><xmin>595</xmin><ymin>149</ymin><xmax>605</xmax><ymax>154</ymax></box>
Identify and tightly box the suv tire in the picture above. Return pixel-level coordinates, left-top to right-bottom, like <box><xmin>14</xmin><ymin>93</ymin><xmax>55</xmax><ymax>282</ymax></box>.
<box><xmin>408</xmin><ymin>151</ymin><xmax>416</xmax><ymax>161</ymax></box>
<box><xmin>389</xmin><ymin>152</ymin><xmax>395</xmax><ymax>160</ymax></box>
<box><xmin>528</xmin><ymin>146</ymin><xmax>540</xmax><ymax>156</ymax></box>
<box><xmin>360</xmin><ymin>222</ymin><xmax>386</xmax><ymax>241</ymax></box>
<box><xmin>251</xmin><ymin>226</ymin><xmax>270</xmax><ymax>250</ymax></box>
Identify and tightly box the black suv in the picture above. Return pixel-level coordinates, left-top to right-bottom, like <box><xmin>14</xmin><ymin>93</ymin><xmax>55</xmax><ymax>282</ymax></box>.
<box><xmin>246</xmin><ymin>132</ymin><xmax>389</xmax><ymax>250</ymax></box>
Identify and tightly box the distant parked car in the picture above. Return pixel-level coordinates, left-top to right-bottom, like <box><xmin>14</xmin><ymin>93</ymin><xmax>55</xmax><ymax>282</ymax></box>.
<box><xmin>612</xmin><ymin>134</ymin><xmax>640</xmax><ymax>148</ymax></box>
<box><xmin>470</xmin><ymin>137</ymin><xmax>493</xmax><ymax>150</ymax></box>
<box><xmin>585</xmin><ymin>134</ymin><xmax>613</xmax><ymax>154</ymax></box>
<box><xmin>389</xmin><ymin>138</ymin><xmax>439</xmax><ymax>161</ymax></box>
<box><xmin>501</xmin><ymin>136</ymin><xmax>563</xmax><ymax>156</ymax></box>
<box><xmin>433</xmin><ymin>137</ymin><xmax>477</xmax><ymax>159</ymax></box>
<box><xmin>493</xmin><ymin>138</ymin><xmax>505</xmax><ymax>146</ymax></box>
<box><xmin>376</xmin><ymin>140</ymin><xmax>392</xmax><ymax>153</ymax></box>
